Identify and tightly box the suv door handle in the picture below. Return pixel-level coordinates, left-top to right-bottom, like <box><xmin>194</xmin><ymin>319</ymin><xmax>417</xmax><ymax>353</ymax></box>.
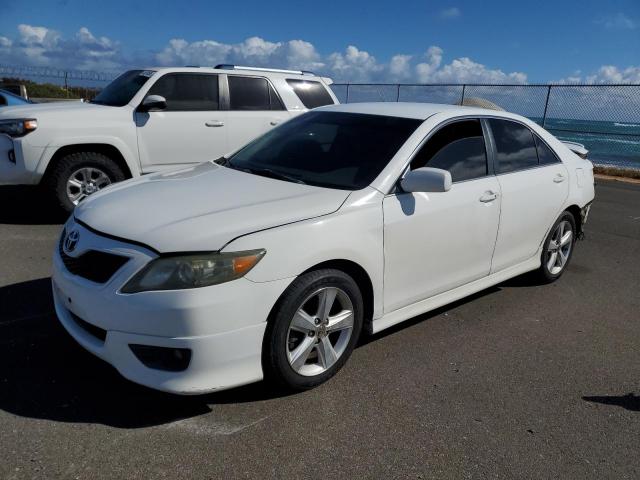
<box><xmin>479</xmin><ymin>191</ymin><xmax>499</xmax><ymax>203</ymax></box>
<box><xmin>205</xmin><ymin>120</ymin><xmax>225</xmax><ymax>127</ymax></box>
<box><xmin>553</xmin><ymin>174</ymin><xmax>566</xmax><ymax>183</ymax></box>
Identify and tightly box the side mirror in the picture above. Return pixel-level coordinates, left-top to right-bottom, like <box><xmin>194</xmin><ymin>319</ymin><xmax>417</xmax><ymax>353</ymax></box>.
<box><xmin>400</xmin><ymin>167</ymin><xmax>452</xmax><ymax>193</ymax></box>
<box><xmin>139</xmin><ymin>95</ymin><xmax>167</xmax><ymax>112</ymax></box>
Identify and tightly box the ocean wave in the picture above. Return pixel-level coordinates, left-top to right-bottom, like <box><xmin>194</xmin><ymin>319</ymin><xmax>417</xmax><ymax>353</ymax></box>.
<box><xmin>614</xmin><ymin>122</ymin><xmax>640</xmax><ymax>128</ymax></box>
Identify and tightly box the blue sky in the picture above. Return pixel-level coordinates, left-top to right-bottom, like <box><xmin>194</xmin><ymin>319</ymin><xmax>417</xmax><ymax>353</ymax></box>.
<box><xmin>0</xmin><ymin>0</ymin><xmax>639</xmax><ymax>83</ymax></box>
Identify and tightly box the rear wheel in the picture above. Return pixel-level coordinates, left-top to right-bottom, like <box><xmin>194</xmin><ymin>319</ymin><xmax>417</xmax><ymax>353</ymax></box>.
<box><xmin>45</xmin><ymin>152</ymin><xmax>126</xmax><ymax>212</ymax></box>
<box><xmin>263</xmin><ymin>269</ymin><xmax>363</xmax><ymax>391</ymax></box>
<box><xmin>536</xmin><ymin>211</ymin><xmax>576</xmax><ymax>282</ymax></box>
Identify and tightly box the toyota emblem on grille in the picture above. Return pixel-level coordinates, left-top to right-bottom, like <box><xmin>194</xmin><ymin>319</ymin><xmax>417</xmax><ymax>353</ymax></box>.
<box><xmin>64</xmin><ymin>230</ymin><xmax>80</xmax><ymax>253</ymax></box>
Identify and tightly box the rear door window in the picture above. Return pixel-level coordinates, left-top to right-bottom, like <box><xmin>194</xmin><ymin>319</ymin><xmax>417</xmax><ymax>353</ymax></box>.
<box><xmin>228</xmin><ymin>76</ymin><xmax>284</xmax><ymax>110</ymax></box>
<box><xmin>411</xmin><ymin>120</ymin><xmax>488</xmax><ymax>182</ymax></box>
<box><xmin>534</xmin><ymin>135</ymin><xmax>561</xmax><ymax>165</ymax></box>
<box><xmin>147</xmin><ymin>73</ymin><xmax>219</xmax><ymax>111</ymax></box>
<box><xmin>286</xmin><ymin>79</ymin><xmax>334</xmax><ymax>109</ymax></box>
<box><xmin>488</xmin><ymin>119</ymin><xmax>538</xmax><ymax>174</ymax></box>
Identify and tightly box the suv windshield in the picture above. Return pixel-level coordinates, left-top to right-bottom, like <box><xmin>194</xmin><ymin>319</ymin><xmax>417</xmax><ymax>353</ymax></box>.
<box><xmin>226</xmin><ymin>111</ymin><xmax>421</xmax><ymax>190</ymax></box>
<box><xmin>92</xmin><ymin>70</ymin><xmax>156</xmax><ymax>107</ymax></box>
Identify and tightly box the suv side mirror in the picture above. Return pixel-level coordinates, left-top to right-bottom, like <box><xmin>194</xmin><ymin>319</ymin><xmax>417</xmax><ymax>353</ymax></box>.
<box><xmin>139</xmin><ymin>95</ymin><xmax>167</xmax><ymax>112</ymax></box>
<box><xmin>400</xmin><ymin>167</ymin><xmax>452</xmax><ymax>193</ymax></box>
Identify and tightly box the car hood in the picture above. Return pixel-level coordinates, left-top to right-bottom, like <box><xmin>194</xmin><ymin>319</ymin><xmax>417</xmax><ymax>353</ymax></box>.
<box><xmin>74</xmin><ymin>162</ymin><xmax>351</xmax><ymax>252</ymax></box>
<box><xmin>0</xmin><ymin>101</ymin><xmax>107</xmax><ymax>118</ymax></box>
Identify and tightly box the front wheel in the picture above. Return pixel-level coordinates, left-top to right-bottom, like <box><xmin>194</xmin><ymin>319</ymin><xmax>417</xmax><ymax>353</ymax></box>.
<box><xmin>45</xmin><ymin>152</ymin><xmax>126</xmax><ymax>212</ymax></box>
<box><xmin>536</xmin><ymin>211</ymin><xmax>577</xmax><ymax>282</ymax></box>
<box><xmin>263</xmin><ymin>269</ymin><xmax>364</xmax><ymax>391</ymax></box>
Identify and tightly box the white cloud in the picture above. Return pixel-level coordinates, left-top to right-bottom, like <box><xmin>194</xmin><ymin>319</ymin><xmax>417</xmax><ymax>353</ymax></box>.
<box><xmin>556</xmin><ymin>65</ymin><xmax>640</xmax><ymax>84</ymax></box>
<box><xmin>389</xmin><ymin>54</ymin><xmax>413</xmax><ymax>81</ymax></box>
<box><xmin>0</xmin><ymin>24</ymin><xmax>121</xmax><ymax>70</ymax></box>
<box><xmin>440</xmin><ymin>7</ymin><xmax>461</xmax><ymax>19</ymax></box>
<box><xmin>597</xmin><ymin>13</ymin><xmax>637</xmax><ymax>30</ymax></box>
<box><xmin>17</xmin><ymin>23</ymin><xmax>640</xmax><ymax>87</ymax></box>
<box><xmin>327</xmin><ymin>45</ymin><xmax>384</xmax><ymax>82</ymax></box>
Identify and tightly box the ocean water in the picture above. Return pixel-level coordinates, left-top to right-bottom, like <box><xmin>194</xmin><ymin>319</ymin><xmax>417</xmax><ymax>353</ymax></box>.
<box><xmin>535</xmin><ymin>118</ymin><xmax>640</xmax><ymax>170</ymax></box>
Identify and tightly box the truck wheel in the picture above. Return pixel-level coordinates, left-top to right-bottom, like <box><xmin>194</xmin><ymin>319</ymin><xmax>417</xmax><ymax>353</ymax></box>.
<box><xmin>46</xmin><ymin>152</ymin><xmax>126</xmax><ymax>212</ymax></box>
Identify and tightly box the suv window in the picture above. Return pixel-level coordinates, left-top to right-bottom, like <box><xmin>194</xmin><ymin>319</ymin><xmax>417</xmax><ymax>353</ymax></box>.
<box><xmin>93</xmin><ymin>70</ymin><xmax>156</xmax><ymax>107</ymax></box>
<box><xmin>489</xmin><ymin>119</ymin><xmax>538</xmax><ymax>174</ymax></box>
<box><xmin>228</xmin><ymin>76</ymin><xmax>284</xmax><ymax>110</ymax></box>
<box><xmin>286</xmin><ymin>79</ymin><xmax>334</xmax><ymax>109</ymax></box>
<box><xmin>411</xmin><ymin>120</ymin><xmax>487</xmax><ymax>182</ymax></box>
<box><xmin>534</xmin><ymin>135</ymin><xmax>560</xmax><ymax>165</ymax></box>
<box><xmin>147</xmin><ymin>73</ymin><xmax>219</xmax><ymax>111</ymax></box>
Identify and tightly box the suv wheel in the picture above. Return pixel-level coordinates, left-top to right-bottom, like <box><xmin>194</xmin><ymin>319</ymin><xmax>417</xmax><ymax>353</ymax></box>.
<box><xmin>264</xmin><ymin>269</ymin><xmax>363</xmax><ymax>391</ymax></box>
<box><xmin>46</xmin><ymin>152</ymin><xmax>126</xmax><ymax>212</ymax></box>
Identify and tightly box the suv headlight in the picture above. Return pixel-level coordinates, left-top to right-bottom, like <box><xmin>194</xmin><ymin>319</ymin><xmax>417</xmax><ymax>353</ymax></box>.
<box><xmin>121</xmin><ymin>249</ymin><xmax>266</xmax><ymax>293</ymax></box>
<box><xmin>0</xmin><ymin>119</ymin><xmax>38</xmax><ymax>137</ymax></box>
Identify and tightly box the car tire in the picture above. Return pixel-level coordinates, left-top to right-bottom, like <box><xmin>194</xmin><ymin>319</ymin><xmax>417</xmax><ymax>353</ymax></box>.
<box><xmin>263</xmin><ymin>269</ymin><xmax>364</xmax><ymax>391</ymax></box>
<box><xmin>535</xmin><ymin>211</ymin><xmax>577</xmax><ymax>283</ymax></box>
<box><xmin>45</xmin><ymin>152</ymin><xmax>126</xmax><ymax>212</ymax></box>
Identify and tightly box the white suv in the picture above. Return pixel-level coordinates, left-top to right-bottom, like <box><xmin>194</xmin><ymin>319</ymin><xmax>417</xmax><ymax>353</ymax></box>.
<box><xmin>0</xmin><ymin>65</ymin><xmax>337</xmax><ymax>210</ymax></box>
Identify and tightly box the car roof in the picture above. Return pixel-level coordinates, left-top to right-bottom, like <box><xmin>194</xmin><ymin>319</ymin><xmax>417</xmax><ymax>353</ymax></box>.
<box><xmin>316</xmin><ymin>102</ymin><xmax>518</xmax><ymax>121</ymax></box>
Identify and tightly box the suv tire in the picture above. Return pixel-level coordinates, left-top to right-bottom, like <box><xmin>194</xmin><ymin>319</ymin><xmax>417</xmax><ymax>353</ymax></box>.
<box><xmin>46</xmin><ymin>152</ymin><xmax>126</xmax><ymax>212</ymax></box>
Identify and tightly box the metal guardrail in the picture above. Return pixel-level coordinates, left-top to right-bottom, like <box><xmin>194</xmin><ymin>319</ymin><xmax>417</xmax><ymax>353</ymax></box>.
<box><xmin>332</xmin><ymin>83</ymin><xmax>640</xmax><ymax>170</ymax></box>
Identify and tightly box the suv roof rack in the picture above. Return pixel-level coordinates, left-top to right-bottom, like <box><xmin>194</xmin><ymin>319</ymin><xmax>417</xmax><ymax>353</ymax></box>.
<box><xmin>213</xmin><ymin>64</ymin><xmax>316</xmax><ymax>76</ymax></box>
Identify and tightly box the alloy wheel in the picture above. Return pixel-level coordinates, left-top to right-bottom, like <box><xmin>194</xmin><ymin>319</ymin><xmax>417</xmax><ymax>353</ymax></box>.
<box><xmin>546</xmin><ymin>219</ymin><xmax>573</xmax><ymax>275</ymax></box>
<box><xmin>66</xmin><ymin>167</ymin><xmax>112</xmax><ymax>205</ymax></box>
<box><xmin>286</xmin><ymin>287</ymin><xmax>354</xmax><ymax>377</ymax></box>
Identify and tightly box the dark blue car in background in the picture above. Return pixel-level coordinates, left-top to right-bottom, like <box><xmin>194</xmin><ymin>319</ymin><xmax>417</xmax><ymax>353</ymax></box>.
<box><xmin>0</xmin><ymin>89</ymin><xmax>31</xmax><ymax>107</ymax></box>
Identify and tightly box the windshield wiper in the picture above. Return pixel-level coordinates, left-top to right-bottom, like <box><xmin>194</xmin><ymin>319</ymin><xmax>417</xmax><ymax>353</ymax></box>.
<box><xmin>238</xmin><ymin>166</ymin><xmax>307</xmax><ymax>185</ymax></box>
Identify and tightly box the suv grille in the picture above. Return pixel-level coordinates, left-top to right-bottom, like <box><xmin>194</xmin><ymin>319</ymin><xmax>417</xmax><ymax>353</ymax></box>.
<box><xmin>58</xmin><ymin>231</ymin><xmax>129</xmax><ymax>283</ymax></box>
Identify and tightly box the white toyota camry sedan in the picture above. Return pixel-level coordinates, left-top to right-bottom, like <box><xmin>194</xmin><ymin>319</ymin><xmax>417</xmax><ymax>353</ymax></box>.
<box><xmin>52</xmin><ymin>103</ymin><xmax>595</xmax><ymax>394</ymax></box>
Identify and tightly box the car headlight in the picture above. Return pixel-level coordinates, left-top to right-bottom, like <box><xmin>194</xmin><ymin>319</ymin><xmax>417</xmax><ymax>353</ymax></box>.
<box><xmin>120</xmin><ymin>249</ymin><xmax>266</xmax><ymax>293</ymax></box>
<box><xmin>0</xmin><ymin>119</ymin><xmax>38</xmax><ymax>137</ymax></box>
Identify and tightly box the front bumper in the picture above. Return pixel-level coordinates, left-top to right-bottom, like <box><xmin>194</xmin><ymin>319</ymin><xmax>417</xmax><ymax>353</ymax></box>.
<box><xmin>52</xmin><ymin>219</ymin><xmax>293</xmax><ymax>394</ymax></box>
<box><xmin>0</xmin><ymin>134</ymin><xmax>44</xmax><ymax>185</ymax></box>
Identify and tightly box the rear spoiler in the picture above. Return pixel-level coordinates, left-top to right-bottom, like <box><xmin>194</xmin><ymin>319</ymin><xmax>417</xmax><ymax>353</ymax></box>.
<box><xmin>561</xmin><ymin>141</ymin><xmax>589</xmax><ymax>159</ymax></box>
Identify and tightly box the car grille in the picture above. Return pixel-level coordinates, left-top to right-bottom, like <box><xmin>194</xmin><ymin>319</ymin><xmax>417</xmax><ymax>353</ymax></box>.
<box><xmin>58</xmin><ymin>230</ymin><xmax>130</xmax><ymax>283</ymax></box>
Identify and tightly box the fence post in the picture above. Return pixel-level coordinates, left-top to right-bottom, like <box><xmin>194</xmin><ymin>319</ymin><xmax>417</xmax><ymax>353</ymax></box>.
<box><xmin>345</xmin><ymin>83</ymin><xmax>350</xmax><ymax>104</ymax></box>
<box><xmin>396</xmin><ymin>84</ymin><xmax>400</xmax><ymax>102</ymax></box>
<box><xmin>542</xmin><ymin>85</ymin><xmax>551</xmax><ymax>127</ymax></box>
<box><xmin>64</xmin><ymin>71</ymin><xmax>69</xmax><ymax>98</ymax></box>
<box><xmin>460</xmin><ymin>84</ymin><xmax>466</xmax><ymax>105</ymax></box>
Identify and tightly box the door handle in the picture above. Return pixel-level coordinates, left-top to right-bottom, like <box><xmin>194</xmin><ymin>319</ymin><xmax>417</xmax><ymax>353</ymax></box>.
<box><xmin>553</xmin><ymin>174</ymin><xmax>566</xmax><ymax>183</ymax></box>
<box><xmin>479</xmin><ymin>191</ymin><xmax>498</xmax><ymax>203</ymax></box>
<box><xmin>205</xmin><ymin>120</ymin><xmax>225</xmax><ymax>127</ymax></box>
<box><xmin>269</xmin><ymin>121</ymin><xmax>279</xmax><ymax>126</ymax></box>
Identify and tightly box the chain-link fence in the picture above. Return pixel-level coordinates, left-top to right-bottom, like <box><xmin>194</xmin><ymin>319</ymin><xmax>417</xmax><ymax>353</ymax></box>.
<box><xmin>2</xmin><ymin>64</ymin><xmax>638</xmax><ymax>170</ymax></box>
<box><xmin>332</xmin><ymin>83</ymin><xmax>640</xmax><ymax>170</ymax></box>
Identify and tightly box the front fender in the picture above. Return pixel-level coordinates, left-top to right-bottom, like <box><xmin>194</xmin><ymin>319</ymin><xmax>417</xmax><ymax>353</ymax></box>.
<box><xmin>222</xmin><ymin>188</ymin><xmax>385</xmax><ymax>319</ymax></box>
<box><xmin>34</xmin><ymin>136</ymin><xmax>141</xmax><ymax>178</ymax></box>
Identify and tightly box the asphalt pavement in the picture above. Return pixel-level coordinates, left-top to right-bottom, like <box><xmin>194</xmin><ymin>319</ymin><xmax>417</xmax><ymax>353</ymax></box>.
<box><xmin>0</xmin><ymin>179</ymin><xmax>638</xmax><ymax>479</ymax></box>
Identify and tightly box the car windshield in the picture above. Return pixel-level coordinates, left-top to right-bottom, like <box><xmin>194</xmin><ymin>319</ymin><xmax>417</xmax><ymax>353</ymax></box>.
<box><xmin>92</xmin><ymin>70</ymin><xmax>156</xmax><ymax>107</ymax></box>
<box><xmin>225</xmin><ymin>111</ymin><xmax>421</xmax><ymax>190</ymax></box>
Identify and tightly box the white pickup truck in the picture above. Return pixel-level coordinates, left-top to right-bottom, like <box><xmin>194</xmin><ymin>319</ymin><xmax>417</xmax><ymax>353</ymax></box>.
<box><xmin>0</xmin><ymin>65</ymin><xmax>337</xmax><ymax>211</ymax></box>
